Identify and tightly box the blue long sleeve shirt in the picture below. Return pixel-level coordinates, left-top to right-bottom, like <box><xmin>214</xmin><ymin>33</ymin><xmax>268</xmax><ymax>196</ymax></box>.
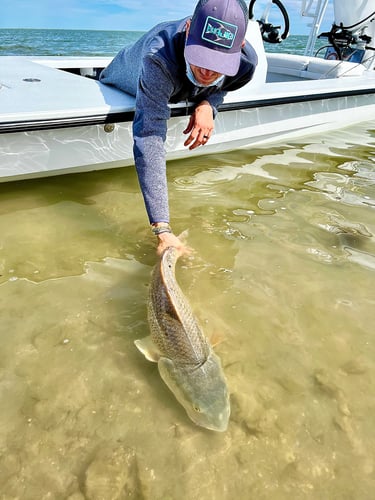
<box><xmin>100</xmin><ymin>17</ymin><xmax>257</xmax><ymax>223</ymax></box>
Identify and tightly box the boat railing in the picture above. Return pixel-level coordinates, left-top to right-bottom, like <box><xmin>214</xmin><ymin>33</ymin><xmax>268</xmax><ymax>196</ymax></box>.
<box><xmin>301</xmin><ymin>0</ymin><xmax>330</xmax><ymax>56</ymax></box>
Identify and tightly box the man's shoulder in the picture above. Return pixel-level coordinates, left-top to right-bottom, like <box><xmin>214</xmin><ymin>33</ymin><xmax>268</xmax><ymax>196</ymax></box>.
<box><xmin>141</xmin><ymin>17</ymin><xmax>188</xmax><ymax>81</ymax></box>
<box><xmin>145</xmin><ymin>17</ymin><xmax>190</xmax><ymax>45</ymax></box>
<box><xmin>220</xmin><ymin>41</ymin><xmax>258</xmax><ymax>92</ymax></box>
<box><xmin>242</xmin><ymin>40</ymin><xmax>259</xmax><ymax>69</ymax></box>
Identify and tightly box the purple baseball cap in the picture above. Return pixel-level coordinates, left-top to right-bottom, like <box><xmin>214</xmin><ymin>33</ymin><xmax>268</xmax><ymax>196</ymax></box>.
<box><xmin>185</xmin><ymin>0</ymin><xmax>248</xmax><ymax>76</ymax></box>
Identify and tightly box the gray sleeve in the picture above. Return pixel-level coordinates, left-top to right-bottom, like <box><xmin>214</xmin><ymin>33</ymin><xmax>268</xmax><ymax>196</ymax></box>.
<box><xmin>133</xmin><ymin>55</ymin><xmax>175</xmax><ymax>223</ymax></box>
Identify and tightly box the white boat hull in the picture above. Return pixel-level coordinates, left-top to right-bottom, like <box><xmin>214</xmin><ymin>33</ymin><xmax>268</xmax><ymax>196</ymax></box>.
<box><xmin>1</xmin><ymin>82</ymin><xmax>373</xmax><ymax>182</ymax></box>
<box><xmin>1</xmin><ymin>17</ymin><xmax>375</xmax><ymax>182</ymax></box>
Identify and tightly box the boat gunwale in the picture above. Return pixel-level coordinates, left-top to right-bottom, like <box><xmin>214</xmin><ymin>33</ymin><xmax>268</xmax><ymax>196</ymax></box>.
<box><xmin>1</xmin><ymin>86</ymin><xmax>374</xmax><ymax>134</ymax></box>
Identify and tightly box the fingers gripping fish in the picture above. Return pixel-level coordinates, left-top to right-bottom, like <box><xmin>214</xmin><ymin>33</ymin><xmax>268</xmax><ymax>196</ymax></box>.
<box><xmin>135</xmin><ymin>246</ymin><xmax>230</xmax><ymax>431</ymax></box>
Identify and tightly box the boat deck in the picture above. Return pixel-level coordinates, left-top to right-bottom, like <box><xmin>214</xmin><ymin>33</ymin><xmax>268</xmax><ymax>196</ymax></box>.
<box><xmin>0</xmin><ymin>56</ymin><xmax>134</xmax><ymax>126</ymax></box>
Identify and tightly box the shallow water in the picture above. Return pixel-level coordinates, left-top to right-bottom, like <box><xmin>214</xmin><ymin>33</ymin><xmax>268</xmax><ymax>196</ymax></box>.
<box><xmin>1</xmin><ymin>121</ymin><xmax>375</xmax><ymax>499</ymax></box>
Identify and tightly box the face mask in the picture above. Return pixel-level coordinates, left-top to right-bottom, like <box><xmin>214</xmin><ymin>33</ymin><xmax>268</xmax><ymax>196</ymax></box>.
<box><xmin>185</xmin><ymin>62</ymin><xmax>225</xmax><ymax>88</ymax></box>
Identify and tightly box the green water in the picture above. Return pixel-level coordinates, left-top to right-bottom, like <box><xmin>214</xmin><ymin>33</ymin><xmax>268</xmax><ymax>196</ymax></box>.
<box><xmin>1</xmin><ymin>121</ymin><xmax>375</xmax><ymax>499</ymax></box>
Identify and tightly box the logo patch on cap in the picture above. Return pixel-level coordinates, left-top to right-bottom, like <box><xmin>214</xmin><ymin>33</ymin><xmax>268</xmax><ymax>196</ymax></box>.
<box><xmin>201</xmin><ymin>16</ymin><xmax>238</xmax><ymax>49</ymax></box>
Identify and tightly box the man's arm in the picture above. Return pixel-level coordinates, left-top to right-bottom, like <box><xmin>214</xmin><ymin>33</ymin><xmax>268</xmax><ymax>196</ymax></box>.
<box><xmin>133</xmin><ymin>56</ymin><xmax>174</xmax><ymax>224</ymax></box>
<box><xmin>133</xmin><ymin>56</ymin><xmax>191</xmax><ymax>255</ymax></box>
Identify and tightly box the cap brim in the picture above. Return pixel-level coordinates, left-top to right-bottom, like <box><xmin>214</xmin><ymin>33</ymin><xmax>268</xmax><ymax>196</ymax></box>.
<box><xmin>184</xmin><ymin>43</ymin><xmax>241</xmax><ymax>77</ymax></box>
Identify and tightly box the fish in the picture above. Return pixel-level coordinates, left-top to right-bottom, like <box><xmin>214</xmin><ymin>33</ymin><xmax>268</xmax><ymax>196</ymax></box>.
<box><xmin>135</xmin><ymin>246</ymin><xmax>230</xmax><ymax>432</ymax></box>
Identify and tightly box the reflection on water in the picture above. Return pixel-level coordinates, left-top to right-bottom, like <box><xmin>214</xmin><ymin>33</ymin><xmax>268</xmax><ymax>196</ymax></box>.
<box><xmin>1</xmin><ymin>121</ymin><xmax>375</xmax><ymax>499</ymax></box>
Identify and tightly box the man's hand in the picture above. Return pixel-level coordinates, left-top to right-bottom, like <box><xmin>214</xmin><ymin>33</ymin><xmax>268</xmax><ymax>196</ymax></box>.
<box><xmin>183</xmin><ymin>100</ymin><xmax>214</xmax><ymax>150</ymax></box>
<box><xmin>156</xmin><ymin>232</ymin><xmax>191</xmax><ymax>257</ymax></box>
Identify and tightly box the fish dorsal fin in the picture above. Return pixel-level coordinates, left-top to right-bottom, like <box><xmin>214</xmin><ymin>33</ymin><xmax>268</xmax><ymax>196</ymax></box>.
<box><xmin>160</xmin><ymin>247</ymin><xmax>183</xmax><ymax>321</ymax></box>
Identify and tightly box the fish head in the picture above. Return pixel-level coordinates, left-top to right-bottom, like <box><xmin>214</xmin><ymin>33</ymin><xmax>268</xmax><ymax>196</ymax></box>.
<box><xmin>158</xmin><ymin>351</ymin><xmax>230</xmax><ymax>432</ymax></box>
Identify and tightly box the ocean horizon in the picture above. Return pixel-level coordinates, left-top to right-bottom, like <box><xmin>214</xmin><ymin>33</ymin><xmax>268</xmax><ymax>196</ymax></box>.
<box><xmin>0</xmin><ymin>27</ymin><xmax>322</xmax><ymax>57</ymax></box>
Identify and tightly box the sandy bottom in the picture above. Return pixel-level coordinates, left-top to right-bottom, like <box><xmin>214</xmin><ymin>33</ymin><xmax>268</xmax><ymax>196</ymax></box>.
<box><xmin>1</xmin><ymin>122</ymin><xmax>375</xmax><ymax>499</ymax></box>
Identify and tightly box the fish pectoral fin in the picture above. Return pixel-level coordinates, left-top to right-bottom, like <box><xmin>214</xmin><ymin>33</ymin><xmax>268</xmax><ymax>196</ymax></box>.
<box><xmin>134</xmin><ymin>337</ymin><xmax>161</xmax><ymax>362</ymax></box>
<box><xmin>209</xmin><ymin>331</ymin><xmax>225</xmax><ymax>348</ymax></box>
<box><xmin>177</xmin><ymin>229</ymin><xmax>189</xmax><ymax>242</ymax></box>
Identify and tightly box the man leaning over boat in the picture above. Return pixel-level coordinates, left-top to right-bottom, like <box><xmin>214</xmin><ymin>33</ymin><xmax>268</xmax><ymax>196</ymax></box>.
<box><xmin>99</xmin><ymin>0</ymin><xmax>258</xmax><ymax>254</ymax></box>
